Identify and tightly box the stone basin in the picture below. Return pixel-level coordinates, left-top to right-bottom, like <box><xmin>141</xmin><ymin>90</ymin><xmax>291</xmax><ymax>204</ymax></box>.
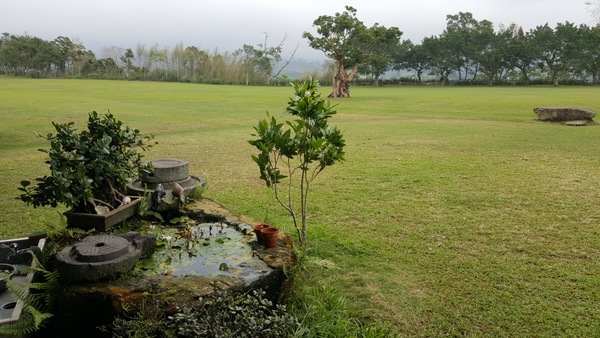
<box><xmin>142</xmin><ymin>158</ymin><xmax>190</xmax><ymax>184</ymax></box>
<box><xmin>128</xmin><ymin>158</ymin><xmax>206</xmax><ymax>191</ymax></box>
<box><xmin>52</xmin><ymin>199</ymin><xmax>295</xmax><ymax>338</ymax></box>
<box><xmin>127</xmin><ymin>158</ymin><xmax>207</xmax><ymax>211</ymax></box>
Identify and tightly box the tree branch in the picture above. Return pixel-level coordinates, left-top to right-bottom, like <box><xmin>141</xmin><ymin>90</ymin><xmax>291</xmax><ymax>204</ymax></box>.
<box><xmin>272</xmin><ymin>43</ymin><xmax>298</xmax><ymax>79</ymax></box>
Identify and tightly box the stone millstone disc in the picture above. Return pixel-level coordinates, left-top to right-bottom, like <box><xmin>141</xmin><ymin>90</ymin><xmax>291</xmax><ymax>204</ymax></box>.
<box><xmin>142</xmin><ymin>158</ymin><xmax>189</xmax><ymax>183</ymax></box>
<box><xmin>70</xmin><ymin>235</ymin><xmax>130</xmax><ymax>263</ymax></box>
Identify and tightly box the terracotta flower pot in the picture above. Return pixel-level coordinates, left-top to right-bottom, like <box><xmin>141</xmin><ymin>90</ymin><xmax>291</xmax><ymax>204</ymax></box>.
<box><xmin>253</xmin><ymin>223</ymin><xmax>270</xmax><ymax>243</ymax></box>
<box><xmin>260</xmin><ymin>227</ymin><xmax>280</xmax><ymax>248</ymax></box>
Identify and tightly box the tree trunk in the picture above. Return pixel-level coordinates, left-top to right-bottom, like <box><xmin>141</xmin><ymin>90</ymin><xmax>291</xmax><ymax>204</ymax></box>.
<box><xmin>416</xmin><ymin>69</ymin><xmax>423</xmax><ymax>84</ymax></box>
<box><xmin>329</xmin><ymin>60</ymin><xmax>360</xmax><ymax>98</ymax></box>
<box><xmin>441</xmin><ymin>71</ymin><xmax>449</xmax><ymax>85</ymax></box>
<box><xmin>552</xmin><ymin>72</ymin><xmax>559</xmax><ymax>86</ymax></box>
<box><xmin>330</xmin><ymin>75</ymin><xmax>350</xmax><ymax>98</ymax></box>
<box><xmin>519</xmin><ymin>68</ymin><xmax>530</xmax><ymax>84</ymax></box>
<box><xmin>471</xmin><ymin>64</ymin><xmax>479</xmax><ymax>83</ymax></box>
<box><xmin>329</xmin><ymin>62</ymin><xmax>350</xmax><ymax>98</ymax></box>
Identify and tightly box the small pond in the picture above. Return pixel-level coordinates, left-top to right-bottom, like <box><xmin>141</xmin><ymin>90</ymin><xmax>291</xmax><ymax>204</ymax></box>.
<box><xmin>51</xmin><ymin>199</ymin><xmax>295</xmax><ymax>338</ymax></box>
<box><xmin>133</xmin><ymin>219</ymin><xmax>271</xmax><ymax>283</ymax></box>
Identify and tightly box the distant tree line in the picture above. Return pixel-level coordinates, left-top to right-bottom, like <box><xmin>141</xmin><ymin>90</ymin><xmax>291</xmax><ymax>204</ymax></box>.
<box><xmin>2</xmin><ymin>10</ymin><xmax>600</xmax><ymax>86</ymax></box>
<box><xmin>384</xmin><ymin>12</ymin><xmax>600</xmax><ymax>86</ymax></box>
<box><xmin>0</xmin><ymin>33</ymin><xmax>305</xmax><ymax>85</ymax></box>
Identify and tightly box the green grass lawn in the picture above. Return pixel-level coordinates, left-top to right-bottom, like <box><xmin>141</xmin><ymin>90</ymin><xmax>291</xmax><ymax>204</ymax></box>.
<box><xmin>1</xmin><ymin>76</ymin><xmax>600</xmax><ymax>336</ymax></box>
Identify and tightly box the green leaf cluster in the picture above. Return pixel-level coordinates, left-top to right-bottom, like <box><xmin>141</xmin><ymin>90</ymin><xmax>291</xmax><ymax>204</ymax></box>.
<box><xmin>18</xmin><ymin>111</ymin><xmax>155</xmax><ymax>213</ymax></box>
<box><xmin>168</xmin><ymin>289</ymin><xmax>301</xmax><ymax>338</ymax></box>
<box><xmin>249</xmin><ymin>79</ymin><xmax>345</xmax><ymax>243</ymax></box>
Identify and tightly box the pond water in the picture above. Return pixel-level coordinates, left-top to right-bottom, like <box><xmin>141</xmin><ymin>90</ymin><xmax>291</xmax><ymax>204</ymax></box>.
<box><xmin>135</xmin><ymin>221</ymin><xmax>271</xmax><ymax>283</ymax></box>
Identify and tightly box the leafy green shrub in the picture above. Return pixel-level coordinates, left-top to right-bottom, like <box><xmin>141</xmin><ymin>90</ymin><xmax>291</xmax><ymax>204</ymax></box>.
<box><xmin>18</xmin><ymin>111</ymin><xmax>155</xmax><ymax>214</ymax></box>
<box><xmin>168</xmin><ymin>289</ymin><xmax>301</xmax><ymax>337</ymax></box>
<box><xmin>109</xmin><ymin>303</ymin><xmax>166</xmax><ymax>338</ymax></box>
<box><xmin>249</xmin><ymin>79</ymin><xmax>345</xmax><ymax>244</ymax></box>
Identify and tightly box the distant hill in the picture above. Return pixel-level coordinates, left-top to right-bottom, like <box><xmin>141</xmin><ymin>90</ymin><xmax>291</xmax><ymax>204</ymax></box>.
<box><xmin>276</xmin><ymin>58</ymin><xmax>327</xmax><ymax>78</ymax></box>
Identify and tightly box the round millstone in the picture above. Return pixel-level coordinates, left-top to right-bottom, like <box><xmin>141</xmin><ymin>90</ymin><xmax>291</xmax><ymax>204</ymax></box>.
<box><xmin>70</xmin><ymin>235</ymin><xmax>130</xmax><ymax>263</ymax></box>
<box><xmin>142</xmin><ymin>158</ymin><xmax>189</xmax><ymax>183</ymax></box>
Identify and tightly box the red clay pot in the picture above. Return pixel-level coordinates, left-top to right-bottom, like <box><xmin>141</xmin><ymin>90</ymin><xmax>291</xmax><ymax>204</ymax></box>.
<box><xmin>260</xmin><ymin>227</ymin><xmax>280</xmax><ymax>248</ymax></box>
<box><xmin>253</xmin><ymin>223</ymin><xmax>270</xmax><ymax>243</ymax></box>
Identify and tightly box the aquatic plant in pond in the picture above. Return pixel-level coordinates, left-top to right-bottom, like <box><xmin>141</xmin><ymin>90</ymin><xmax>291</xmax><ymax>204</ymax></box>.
<box><xmin>134</xmin><ymin>220</ymin><xmax>267</xmax><ymax>280</ymax></box>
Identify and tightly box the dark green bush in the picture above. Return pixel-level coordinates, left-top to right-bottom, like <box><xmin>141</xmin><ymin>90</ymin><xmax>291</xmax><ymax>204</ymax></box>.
<box><xmin>168</xmin><ymin>289</ymin><xmax>301</xmax><ymax>338</ymax></box>
<box><xmin>18</xmin><ymin>112</ymin><xmax>154</xmax><ymax>213</ymax></box>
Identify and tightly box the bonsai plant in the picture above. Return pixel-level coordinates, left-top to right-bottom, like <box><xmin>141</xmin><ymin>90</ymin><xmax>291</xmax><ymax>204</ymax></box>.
<box><xmin>18</xmin><ymin>111</ymin><xmax>154</xmax><ymax>228</ymax></box>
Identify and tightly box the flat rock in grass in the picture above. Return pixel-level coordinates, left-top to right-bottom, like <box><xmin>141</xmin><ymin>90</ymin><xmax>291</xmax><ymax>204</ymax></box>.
<box><xmin>533</xmin><ymin>107</ymin><xmax>596</xmax><ymax>121</ymax></box>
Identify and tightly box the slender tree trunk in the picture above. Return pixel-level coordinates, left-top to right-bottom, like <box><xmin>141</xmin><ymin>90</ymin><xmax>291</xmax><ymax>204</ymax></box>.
<box><xmin>552</xmin><ymin>71</ymin><xmax>559</xmax><ymax>86</ymax></box>
<box><xmin>593</xmin><ymin>72</ymin><xmax>599</xmax><ymax>85</ymax></box>
<box><xmin>519</xmin><ymin>67</ymin><xmax>530</xmax><ymax>84</ymax></box>
<box><xmin>441</xmin><ymin>71</ymin><xmax>449</xmax><ymax>85</ymax></box>
<box><xmin>471</xmin><ymin>64</ymin><xmax>479</xmax><ymax>83</ymax></box>
<box><xmin>300</xmin><ymin>169</ymin><xmax>309</xmax><ymax>244</ymax></box>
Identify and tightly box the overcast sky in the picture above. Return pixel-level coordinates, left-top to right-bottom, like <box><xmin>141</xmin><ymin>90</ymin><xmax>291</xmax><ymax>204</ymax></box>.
<box><xmin>1</xmin><ymin>0</ymin><xmax>595</xmax><ymax>61</ymax></box>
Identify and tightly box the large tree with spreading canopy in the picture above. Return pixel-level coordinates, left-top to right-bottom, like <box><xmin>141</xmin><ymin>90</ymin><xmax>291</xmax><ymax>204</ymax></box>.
<box><xmin>303</xmin><ymin>6</ymin><xmax>402</xmax><ymax>98</ymax></box>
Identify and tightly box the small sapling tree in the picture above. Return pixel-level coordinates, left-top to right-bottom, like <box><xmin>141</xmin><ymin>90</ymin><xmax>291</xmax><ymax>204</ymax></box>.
<box><xmin>249</xmin><ymin>79</ymin><xmax>346</xmax><ymax>244</ymax></box>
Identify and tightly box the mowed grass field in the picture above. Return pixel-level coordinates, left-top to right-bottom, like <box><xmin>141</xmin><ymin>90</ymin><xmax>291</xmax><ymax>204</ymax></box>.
<box><xmin>1</xmin><ymin>76</ymin><xmax>600</xmax><ymax>336</ymax></box>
